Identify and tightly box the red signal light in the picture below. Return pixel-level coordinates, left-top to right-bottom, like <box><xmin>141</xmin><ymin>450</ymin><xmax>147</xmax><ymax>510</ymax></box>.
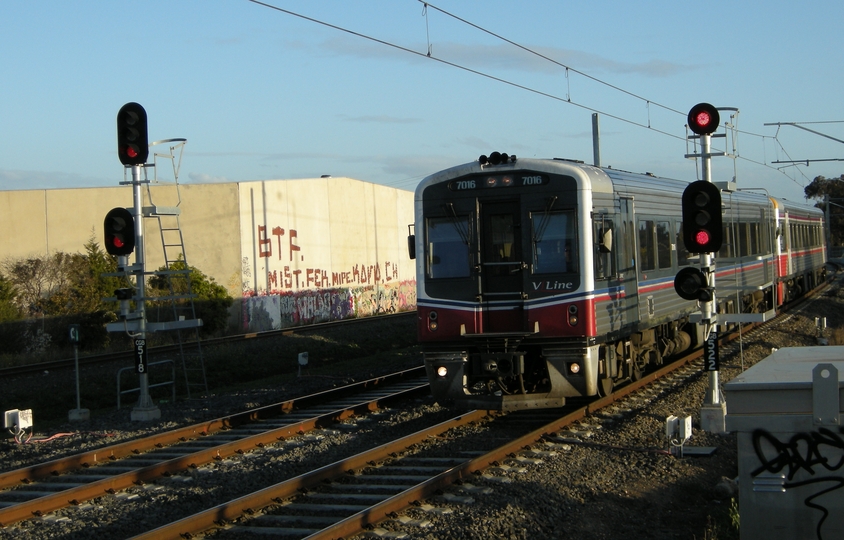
<box><xmin>693</xmin><ymin>111</ymin><xmax>713</xmax><ymax>130</ymax></box>
<box><xmin>694</xmin><ymin>229</ymin><xmax>711</xmax><ymax>247</ymax></box>
<box><xmin>687</xmin><ymin>103</ymin><xmax>720</xmax><ymax>135</ymax></box>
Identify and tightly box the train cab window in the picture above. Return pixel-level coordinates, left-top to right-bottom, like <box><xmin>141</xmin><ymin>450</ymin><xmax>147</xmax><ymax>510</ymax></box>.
<box><xmin>426</xmin><ymin>216</ymin><xmax>470</xmax><ymax>279</ymax></box>
<box><xmin>485</xmin><ymin>213</ymin><xmax>517</xmax><ymax>277</ymax></box>
<box><xmin>531</xmin><ymin>210</ymin><xmax>577</xmax><ymax>274</ymax></box>
<box><xmin>593</xmin><ymin>217</ymin><xmax>615</xmax><ymax>279</ymax></box>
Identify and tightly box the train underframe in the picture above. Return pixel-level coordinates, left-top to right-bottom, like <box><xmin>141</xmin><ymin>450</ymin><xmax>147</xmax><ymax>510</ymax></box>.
<box><xmin>424</xmin><ymin>286</ymin><xmax>779</xmax><ymax>411</ymax></box>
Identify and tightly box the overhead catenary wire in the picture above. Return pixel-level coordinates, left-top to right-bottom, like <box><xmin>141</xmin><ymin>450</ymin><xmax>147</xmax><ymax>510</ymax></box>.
<box><xmin>245</xmin><ymin>0</ymin><xmax>683</xmax><ymax>141</ymax></box>
<box><xmin>245</xmin><ymin>0</ymin><xmax>822</xmax><ymax>188</ymax></box>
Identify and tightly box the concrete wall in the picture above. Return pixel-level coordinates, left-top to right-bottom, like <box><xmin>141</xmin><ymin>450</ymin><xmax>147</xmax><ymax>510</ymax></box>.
<box><xmin>0</xmin><ymin>177</ymin><xmax>416</xmax><ymax>333</ymax></box>
<box><xmin>238</xmin><ymin>178</ymin><xmax>416</xmax><ymax>332</ymax></box>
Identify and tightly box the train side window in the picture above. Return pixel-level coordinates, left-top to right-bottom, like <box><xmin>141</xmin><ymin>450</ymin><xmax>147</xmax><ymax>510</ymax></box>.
<box><xmin>676</xmin><ymin>221</ymin><xmax>690</xmax><ymax>265</ymax></box>
<box><xmin>718</xmin><ymin>222</ymin><xmax>735</xmax><ymax>259</ymax></box>
<box><xmin>426</xmin><ymin>216</ymin><xmax>470</xmax><ymax>279</ymax></box>
<box><xmin>750</xmin><ymin>222</ymin><xmax>759</xmax><ymax>255</ymax></box>
<box><xmin>531</xmin><ymin>210</ymin><xmax>577</xmax><ymax>274</ymax></box>
<box><xmin>657</xmin><ymin>221</ymin><xmax>671</xmax><ymax>269</ymax></box>
<box><xmin>738</xmin><ymin>222</ymin><xmax>749</xmax><ymax>257</ymax></box>
<box><xmin>638</xmin><ymin>219</ymin><xmax>656</xmax><ymax>271</ymax></box>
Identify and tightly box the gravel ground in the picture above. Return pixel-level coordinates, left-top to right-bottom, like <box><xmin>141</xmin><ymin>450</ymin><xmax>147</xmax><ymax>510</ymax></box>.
<box><xmin>2</xmin><ymin>274</ymin><xmax>843</xmax><ymax>539</ymax></box>
<box><xmin>382</xmin><ymin>274</ymin><xmax>844</xmax><ymax>540</ymax></box>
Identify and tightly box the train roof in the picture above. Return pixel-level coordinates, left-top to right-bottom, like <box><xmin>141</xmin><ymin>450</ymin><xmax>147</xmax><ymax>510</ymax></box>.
<box><xmin>415</xmin><ymin>157</ymin><xmax>818</xmax><ymax>215</ymax></box>
<box><xmin>770</xmin><ymin>196</ymin><xmax>824</xmax><ymax>217</ymax></box>
<box><xmin>415</xmin><ymin>157</ymin><xmax>617</xmax><ymax>199</ymax></box>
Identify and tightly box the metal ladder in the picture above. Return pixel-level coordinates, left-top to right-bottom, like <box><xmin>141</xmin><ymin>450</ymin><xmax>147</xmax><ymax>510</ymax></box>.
<box><xmin>143</xmin><ymin>139</ymin><xmax>208</xmax><ymax>399</ymax></box>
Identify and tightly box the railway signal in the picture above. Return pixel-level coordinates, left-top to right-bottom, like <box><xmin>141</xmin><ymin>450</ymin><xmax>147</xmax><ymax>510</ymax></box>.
<box><xmin>687</xmin><ymin>102</ymin><xmax>720</xmax><ymax>135</ymax></box>
<box><xmin>682</xmin><ymin>180</ymin><xmax>723</xmax><ymax>254</ymax></box>
<box><xmin>117</xmin><ymin>102</ymin><xmax>149</xmax><ymax>166</ymax></box>
<box><xmin>673</xmin><ymin>266</ymin><xmax>712</xmax><ymax>302</ymax></box>
<box><xmin>104</xmin><ymin>207</ymin><xmax>136</xmax><ymax>256</ymax></box>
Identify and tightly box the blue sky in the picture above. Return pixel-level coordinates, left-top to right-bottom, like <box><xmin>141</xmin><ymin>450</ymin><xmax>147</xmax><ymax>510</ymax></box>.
<box><xmin>2</xmin><ymin>1</ymin><xmax>843</xmax><ymax>202</ymax></box>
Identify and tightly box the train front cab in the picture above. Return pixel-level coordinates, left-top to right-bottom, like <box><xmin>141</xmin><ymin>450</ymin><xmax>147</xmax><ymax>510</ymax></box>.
<box><xmin>413</xmin><ymin>160</ymin><xmax>626</xmax><ymax>410</ymax></box>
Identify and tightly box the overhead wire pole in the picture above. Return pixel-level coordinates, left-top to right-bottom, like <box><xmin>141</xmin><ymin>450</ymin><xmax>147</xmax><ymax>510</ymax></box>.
<box><xmin>765</xmin><ymin>121</ymin><xmax>844</xmax><ymax>167</ymax></box>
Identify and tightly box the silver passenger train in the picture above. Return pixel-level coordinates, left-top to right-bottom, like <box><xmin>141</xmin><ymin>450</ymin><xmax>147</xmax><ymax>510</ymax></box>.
<box><xmin>410</xmin><ymin>154</ymin><xmax>827</xmax><ymax>410</ymax></box>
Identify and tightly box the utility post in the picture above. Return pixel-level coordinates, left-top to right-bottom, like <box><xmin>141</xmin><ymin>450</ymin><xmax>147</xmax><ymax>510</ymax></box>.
<box><xmin>67</xmin><ymin>324</ymin><xmax>89</xmax><ymax>421</ymax></box>
<box><xmin>683</xmin><ymin>103</ymin><xmax>727</xmax><ymax>433</ymax></box>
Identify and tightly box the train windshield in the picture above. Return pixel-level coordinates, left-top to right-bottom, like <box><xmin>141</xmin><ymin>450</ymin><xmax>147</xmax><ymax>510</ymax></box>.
<box><xmin>531</xmin><ymin>210</ymin><xmax>577</xmax><ymax>274</ymax></box>
<box><xmin>426</xmin><ymin>216</ymin><xmax>470</xmax><ymax>279</ymax></box>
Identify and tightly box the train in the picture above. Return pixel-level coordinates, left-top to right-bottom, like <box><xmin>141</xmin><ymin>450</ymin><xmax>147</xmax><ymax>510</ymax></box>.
<box><xmin>409</xmin><ymin>153</ymin><xmax>827</xmax><ymax>410</ymax></box>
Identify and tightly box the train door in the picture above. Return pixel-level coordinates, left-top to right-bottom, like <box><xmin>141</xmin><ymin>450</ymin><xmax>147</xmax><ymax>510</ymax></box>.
<box><xmin>478</xmin><ymin>200</ymin><xmax>525</xmax><ymax>331</ymax></box>
<box><xmin>617</xmin><ymin>196</ymin><xmax>640</xmax><ymax>327</ymax></box>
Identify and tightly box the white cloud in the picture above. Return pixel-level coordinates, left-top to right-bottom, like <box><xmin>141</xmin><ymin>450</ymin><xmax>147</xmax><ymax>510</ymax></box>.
<box><xmin>187</xmin><ymin>172</ymin><xmax>232</xmax><ymax>184</ymax></box>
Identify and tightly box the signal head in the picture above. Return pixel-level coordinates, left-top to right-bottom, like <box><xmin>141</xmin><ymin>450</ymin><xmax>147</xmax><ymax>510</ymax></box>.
<box><xmin>681</xmin><ymin>180</ymin><xmax>723</xmax><ymax>254</ymax></box>
<box><xmin>687</xmin><ymin>103</ymin><xmax>720</xmax><ymax>135</ymax></box>
<box><xmin>674</xmin><ymin>266</ymin><xmax>712</xmax><ymax>302</ymax></box>
<box><xmin>117</xmin><ymin>102</ymin><xmax>149</xmax><ymax>166</ymax></box>
<box><xmin>104</xmin><ymin>207</ymin><xmax>136</xmax><ymax>256</ymax></box>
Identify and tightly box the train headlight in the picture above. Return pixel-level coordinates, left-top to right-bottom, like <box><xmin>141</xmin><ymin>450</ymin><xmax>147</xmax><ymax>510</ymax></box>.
<box><xmin>568</xmin><ymin>362</ymin><xmax>581</xmax><ymax>374</ymax></box>
<box><xmin>436</xmin><ymin>366</ymin><xmax>448</xmax><ymax>378</ymax></box>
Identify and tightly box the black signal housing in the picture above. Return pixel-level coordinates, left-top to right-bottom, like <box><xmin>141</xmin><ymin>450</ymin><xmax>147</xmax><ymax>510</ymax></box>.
<box><xmin>117</xmin><ymin>102</ymin><xmax>149</xmax><ymax>166</ymax></box>
<box><xmin>104</xmin><ymin>207</ymin><xmax>136</xmax><ymax>256</ymax></box>
<box><xmin>682</xmin><ymin>180</ymin><xmax>723</xmax><ymax>254</ymax></box>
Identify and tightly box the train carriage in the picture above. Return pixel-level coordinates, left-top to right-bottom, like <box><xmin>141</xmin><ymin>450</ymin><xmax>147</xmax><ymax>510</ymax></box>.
<box><xmin>411</xmin><ymin>154</ymin><xmax>826</xmax><ymax>411</ymax></box>
<box><xmin>771</xmin><ymin>197</ymin><xmax>827</xmax><ymax>303</ymax></box>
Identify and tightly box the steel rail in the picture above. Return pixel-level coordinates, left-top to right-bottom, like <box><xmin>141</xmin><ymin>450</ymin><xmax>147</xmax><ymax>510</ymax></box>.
<box><xmin>129</xmin><ymin>409</ymin><xmax>493</xmax><ymax>540</ymax></box>
<box><xmin>126</xmin><ymin>340</ymin><xmax>713</xmax><ymax>539</ymax></box>
<box><xmin>126</xmin><ymin>279</ymin><xmax>838</xmax><ymax>540</ymax></box>
<box><xmin>0</xmin><ymin>367</ymin><xmax>427</xmax><ymax>527</ymax></box>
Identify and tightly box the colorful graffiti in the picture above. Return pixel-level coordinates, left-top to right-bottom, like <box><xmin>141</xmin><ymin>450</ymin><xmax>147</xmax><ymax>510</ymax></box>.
<box><xmin>243</xmin><ymin>215</ymin><xmax>417</xmax><ymax>331</ymax></box>
<box><xmin>241</xmin><ymin>280</ymin><xmax>416</xmax><ymax>332</ymax></box>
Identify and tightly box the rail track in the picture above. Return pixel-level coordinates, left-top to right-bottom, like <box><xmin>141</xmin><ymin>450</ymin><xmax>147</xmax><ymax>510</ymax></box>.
<box><xmin>0</xmin><ymin>278</ymin><xmax>837</xmax><ymax>539</ymax></box>
<box><xmin>0</xmin><ymin>367</ymin><xmax>428</xmax><ymax>531</ymax></box>
<box><xmin>0</xmin><ymin>334</ymin><xmax>754</xmax><ymax>539</ymax></box>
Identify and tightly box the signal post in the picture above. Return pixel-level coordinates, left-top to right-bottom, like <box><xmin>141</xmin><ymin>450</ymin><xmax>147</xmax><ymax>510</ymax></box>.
<box><xmin>681</xmin><ymin>103</ymin><xmax>727</xmax><ymax>433</ymax></box>
<box><xmin>110</xmin><ymin>102</ymin><xmax>160</xmax><ymax>421</ymax></box>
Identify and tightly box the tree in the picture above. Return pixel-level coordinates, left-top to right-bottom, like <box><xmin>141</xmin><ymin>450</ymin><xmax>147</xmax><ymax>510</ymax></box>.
<box><xmin>0</xmin><ymin>273</ymin><xmax>22</xmax><ymax>322</ymax></box>
<box><xmin>804</xmin><ymin>174</ymin><xmax>844</xmax><ymax>246</ymax></box>
<box><xmin>0</xmin><ymin>238</ymin><xmax>128</xmax><ymax>351</ymax></box>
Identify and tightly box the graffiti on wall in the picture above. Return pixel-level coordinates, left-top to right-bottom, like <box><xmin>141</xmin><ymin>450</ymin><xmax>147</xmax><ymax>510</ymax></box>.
<box><xmin>242</xmin><ymin>220</ymin><xmax>416</xmax><ymax>331</ymax></box>
<box><xmin>242</xmin><ymin>280</ymin><xmax>416</xmax><ymax>332</ymax></box>
<box><xmin>751</xmin><ymin>427</ymin><xmax>844</xmax><ymax>540</ymax></box>
<box><xmin>249</xmin><ymin>225</ymin><xmax>404</xmax><ymax>292</ymax></box>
